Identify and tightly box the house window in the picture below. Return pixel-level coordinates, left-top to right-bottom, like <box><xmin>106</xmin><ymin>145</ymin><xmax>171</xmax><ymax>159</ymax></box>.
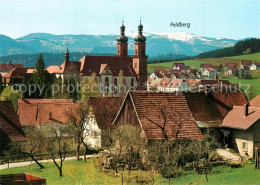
<box><xmin>242</xmin><ymin>141</ymin><xmax>248</xmax><ymax>151</ymax></box>
<box><xmin>135</xmin><ymin>49</ymin><xmax>137</xmax><ymax>54</ymax></box>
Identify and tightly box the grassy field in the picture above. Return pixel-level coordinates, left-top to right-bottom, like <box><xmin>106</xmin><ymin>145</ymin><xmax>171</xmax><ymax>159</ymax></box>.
<box><xmin>222</xmin><ymin>77</ymin><xmax>260</xmax><ymax>100</ymax></box>
<box><xmin>147</xmin><ymin>52</ymin><xmax>260</xmax><ymax>74</ymax></box>
<box><xmin>1</xmin><ymin>159</ymin><xmax>260</xmax><ymax>185</ymax></box>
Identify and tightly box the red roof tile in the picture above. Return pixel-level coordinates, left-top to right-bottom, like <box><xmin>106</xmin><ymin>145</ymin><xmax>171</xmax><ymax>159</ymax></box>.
<box><xmin>222</xmin><ymin>106</ymin><xmax>260</xmax><ymax>130</ymax></box>
<box><xmin>250</xmin><ymin>95</ymin><xmax>260</xmax><ymax>107</ymax></box>
<box><xmin>0</xmin><ymin>63</ymin><xmax>24</xmax><ymax>72</ymax></box>
<box><xmin>114</xmin><ymin>91</ymin><xmax>203</xmax><ymax>140</ymax></box>
<box><xmin>0</xmin><ymin>101</ymin><xmax>26</xmax><ymax>141</ymax></box>
<box><xmin>200</xmin><ymin>63</ymin><xmax>212</xmax><ymax>68</ymax></box>
<box><xmin>89</xmin><ymin>97</ymin><xmax>124</xmax><ymax>129</ymax></box>
<box><xmin>18</xmin><ymin>99</ymin><xmax>80</xmax><ymax>126</ymax></box>
<box><xmin>209</xmin><ymin>92</ymin><xmax>248</xmax><ymax>117</ymax></box>
<box><xmin>184</xmin><ymin>93</ymin><xmax>223</xmax><ymax>122</ymax></box>
<box><xmin>79</xmin><ymin>56</ymin><xmax>136</xmax><ymax>76</ymax></box>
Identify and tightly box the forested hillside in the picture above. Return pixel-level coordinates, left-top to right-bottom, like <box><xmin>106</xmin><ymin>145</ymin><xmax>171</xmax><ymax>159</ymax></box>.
<box><xmin>195</xmin><ymin>38</ymin><xmax>260</xmax><ymax>59</ymax></box>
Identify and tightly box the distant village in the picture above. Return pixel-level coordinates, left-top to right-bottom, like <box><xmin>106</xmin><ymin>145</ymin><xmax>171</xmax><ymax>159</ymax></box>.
<box><xmin>0</xmin><ymin>22</ymin><xmax>260</xmax><ymax>184</ymax></box>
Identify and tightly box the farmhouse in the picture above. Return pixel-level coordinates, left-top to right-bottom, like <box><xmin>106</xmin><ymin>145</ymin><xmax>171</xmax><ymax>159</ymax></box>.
<box><xmin>0</xmin><ymin>60</ymin><xmax>24</xmax><ymax>77</ymax></box>
<box><xmin>222</xmin><ymin>104</ymin><xmax>260</xmax><ymax>158</ymax></box>
<box><xmin>88</xmin><ymin>97</ymin><xmax>124</xmax><ymax>147</ymax></box>
<box><xmin>113</xmin><ymin>91</ymin><xmax>203</xmax><ymax>140</ymax></box>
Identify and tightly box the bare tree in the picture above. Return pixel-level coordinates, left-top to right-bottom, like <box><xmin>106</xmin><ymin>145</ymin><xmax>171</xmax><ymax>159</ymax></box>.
<box><xmin>4</xmin><ymin>126</ymin><xmax>46</xmax><ymax>169</ymax></box>
<box><xmin>48</xmin><ymin>129</ymin><xmax>67</xmax><ymax>177</ymax></box>
<box><xmin>66</xmin><ymin>103</ymin><xmax>91</xmax><ymax>161</ymax></box>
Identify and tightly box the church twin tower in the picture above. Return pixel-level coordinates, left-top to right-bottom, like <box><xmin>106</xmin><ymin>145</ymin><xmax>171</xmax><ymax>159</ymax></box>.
<box><xmin>116</xmin><ymin>21</ymin><xmax>147</xmax><ymax>88</ymax></box>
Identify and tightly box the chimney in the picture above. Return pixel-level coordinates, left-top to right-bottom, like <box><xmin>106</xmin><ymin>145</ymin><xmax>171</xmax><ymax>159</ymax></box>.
<box><xmin>244</xmin><ymin>103</ymin><xmax>249</xmax><ymax>117</ymax></box>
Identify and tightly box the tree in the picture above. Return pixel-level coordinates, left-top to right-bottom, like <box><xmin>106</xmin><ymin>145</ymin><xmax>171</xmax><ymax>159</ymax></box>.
<box><xmin>19</xmin><ymin>127</ymin><xmax>46</xmax><ymax>169</ymax></box>
<box><xmin>47</xmin><ymin>128</ymin><xmax>68</xmax><ymax>177</ymax></box>
<box><xmin>190</xmin><ymin>129</ymin><xmax>220</xmax><ymax>182</ymax></box>
<box><xmin>66</xmin><ymin>104</ymin><xmax>91</xmax><ymax>161</ymax></box>
<box><xmin>68</xmin><ymin>77</ymin><xmax>78</xmax><ymax>100</ymax></box>
<box><xmin>110</xmin><ymin>125</ymin><xmax>147</xmax><ymax>175</ymax></box>
<box><xmin>53</xmin><ymin>76</ymin><xmax>70</xmax><ymax>99</ymax></box>
<box><xmin>3</xmin><ymin>126</ymin><xmax>46</xmax><ymax>169</ymax></box>
<box><xmin>32</xmin><ymin>53</ymin><xmax>52</xmax><ymax>98</ymax></box>
<box><xmin>0</xmin><ymin>86</ymin><xmax>22</xmax><ymax>110</ymax></box>
<box><xmin>81</xmin><ymin>73</ymin><xmax>101</xmax><ymax>102</ymax></box>
<box><xmin>218</xmin><ymin>64</ymin><xmax>224</xmax><ymax>72</ymax></box>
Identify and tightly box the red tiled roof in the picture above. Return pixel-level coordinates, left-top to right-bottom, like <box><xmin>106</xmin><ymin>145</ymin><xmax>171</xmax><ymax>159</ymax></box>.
<box><xmin>173</xmin><ymin>63</ymin><xmax>185</xmax><ymax>67</ymax></box>
<box><xmin>0</xmin><ymin>101</ymin><xmax>26</xmax><ymax>141</ymax></box>
<box><xmin>115</xmin><ymin>91</ymin><xmax>203</xmax><ymax>140</ymax></box>
<box><xmin>200</xmin><ymin>63</ymin><xmax>212</xmax><ymax>68</ymax></box>
<box><xmin>166</xmin><ymin>79</ymin><xmax>183</xmax><ymax>88</ymax></box>
<box><xmin>79</xmin><ymin>56</ymin><xmax>136</xmax><ymax>77</ymax></box>
<box><xmin>250</xmin><ymin>95</ymin><xmax>260</xmax><ymax>107</ymax></box>
<box><xmin>184</xmin><ymin>93</ymin><xmax>223</xmax><ymax>122</ymax></box>
<box><xmin>157</xmin><ymin>78</ymin><xmax>172</xmax><ymax>88</ymax></box>
<box><xmin>222</xmin><ymin>106</ymin><xmax>260</xmax><ymax>130</ymax></box>
<box><xmin>206</xmin><ymin>67</ymin><xmax>216</xmax><ymax>72</ymax></box>
<box><xmin>0</xmin><ymin>63</ymin><xmax>24</xmax><ymax>72</ymax></box>
<box><xmin>46</xmin><ymin>65</ymin><xmax>60</xmax><ymax>73</ymax></box>
<box><xmin>89</xmin><ymin>97</ymin><xmax>124</xmax><ymax>129</ymax></box>
<box><xmin>18</xmin><ymin>99</ymin><xmax>80</xmax><ymax>126</ymax></box>
<box><xmin>209</xmin><ymin>92</ymin><xmax>248</xmax><ymax>117</ymax></box>
<box><xmin>3</xmin><ymin>67</ymin><xmax>35</xmax><ymax>79</ymax></box>
<box><xmin>241</xmin><ymin>60</ymin><xmax>252</xmax><ymax>66</ymax></box>
<box><xmin>180</xmin><ymin>66</ymin><xmax>190</xmax><ymax>70</ymax></box>
<box><xmin>225</xmin><ymin>63</ymin><xmax>238</xmax><ymax>68</ymax></box>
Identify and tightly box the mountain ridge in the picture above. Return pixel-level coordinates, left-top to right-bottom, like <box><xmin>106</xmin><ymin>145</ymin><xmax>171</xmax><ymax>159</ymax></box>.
<box><xmin>0</xmin><ymin>32</ymin><xmax>239</xmax><ymax>57</ymax></box>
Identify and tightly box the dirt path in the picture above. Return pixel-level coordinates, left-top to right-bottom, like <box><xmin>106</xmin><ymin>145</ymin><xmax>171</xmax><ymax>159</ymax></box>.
<box><xmin>216</xmin><ymin>148</ymin><xmax>241</xmax><ymax>161</ymax></box>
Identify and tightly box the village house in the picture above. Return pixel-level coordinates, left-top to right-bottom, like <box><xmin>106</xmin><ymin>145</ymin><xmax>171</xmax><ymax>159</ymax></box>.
<box><xmin>113</xmin><ymin>91</ymin><xmax>203</xmax><ymax>140</ymax></box>
<box><xmin>47</xmin><ymin>22</ymin><xmax>148</xmax><ymax>92</ymax></box>
<box><xmin>240</xmin><ymin>60</ymin><xmax>252</xmax><ymax>68</ymax></box>
<box><xmin>88</xmin><ymin>97</ymin><xmax>124</xmax><ymax>147</ymax></box>
<box><xmin>17</xmin><ymin>99</ymin><xmax>80</xmax><ymax>138</ymax></box>
<box><xmin>249</xmin><ymin>63</ymin><xmax>257</xmax><ymax>70</ymax></box>
<box><xmin>147</xmin><ymin>78</ymin><xmax>161</xmax><ymax>91</ymax></box>
<box><xmin>222</xmin><ymin>101</ymin><xmax>260</xmax><ymax>158</ymax></box>
<box><xmin>223</xmin><ymin>68</ymin><xmax>233</xmax><ymax>77</ymax></box>
<box><xmin>184</xmin><ymin>91</ymin><xmax>247</xmax><ymax>137</ymax></box>
<box><xmin>3</xmin><ymin>67</ymin><xmax>35</xmax><ymax>84</ymax></box>
<box><xmin>0</xmin><ymin>101</ymin><xmax>26</xmax><ymax>153</ymax></box>
<box><xmin>225</xmin><ymin>63</ymin><xmax>238</xmax><ymax>76</ymax></box>
<box><xmin>200</xmin><ymin>63</ymin><xmax>212</xmax><ymax>71</ymax></box>
<box><xmin>0</xmin><ymin>60</ymin><xmax>24</xmax><ymax>78</ymax></box>
<box><xmin>172</xmin><ymin>62</ymin><xmax>185</xmax><ymax>70</ymax></box>
<box><xmin>201</xmin><ymin>67</ymin><xmax>217</xmax><ymax>79</ymax></box>
<box><xmin>156</xmin><ymin>78</ymin><xmax>172</xmax><ymax>92</ymax></box>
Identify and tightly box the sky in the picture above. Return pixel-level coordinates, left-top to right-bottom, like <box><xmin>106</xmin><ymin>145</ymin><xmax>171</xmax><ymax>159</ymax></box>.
<box><xmin>0</xmin><ymin>0</ymin><xmax>259</xmax><ymax>39</ymax></box>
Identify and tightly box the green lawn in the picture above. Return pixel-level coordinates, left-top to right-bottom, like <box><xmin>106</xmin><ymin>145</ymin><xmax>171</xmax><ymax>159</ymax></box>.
<box><xmin>1</xmin><ymin>159</ymin><xmax>260</xmax><ymax>185</ymax></box>
<box><xmin>226</xmin><ymin>52</ymin><xmax>260</xmax><ymax>61</ymax></box>
<box><xmin>147</xmin><ymin>52</ymin><xmax>260</xmax><ymax>74</ymax></box>
<box><xmin>222</xmin><ymin>77</ymin><xmax>260</xmax><ymax>100</ymax></box>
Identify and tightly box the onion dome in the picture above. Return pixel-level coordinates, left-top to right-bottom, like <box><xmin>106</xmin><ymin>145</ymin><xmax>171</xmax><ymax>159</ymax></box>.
<box><xmin>134</xmin><ymin>20</ymin><xmax>146</xmax><ymax>43</ymax></box>
<box><xmin>117</xmin><ymin>21</ymin><xmax>128</xmax><ymax>43</ymax></box>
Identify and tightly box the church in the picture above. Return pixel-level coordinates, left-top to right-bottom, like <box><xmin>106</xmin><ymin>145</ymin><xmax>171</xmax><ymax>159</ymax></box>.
<box><xmin>47</xmin><ymin>22</ymin><xmax>148</xmax><ymax>93</ymax></box>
